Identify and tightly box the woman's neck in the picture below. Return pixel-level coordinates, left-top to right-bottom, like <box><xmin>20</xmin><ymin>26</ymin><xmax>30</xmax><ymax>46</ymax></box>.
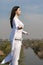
<box><xmin>15</xmin><ymin>14</ymin><xmax>19</xmax><ymax>18</ymax></box>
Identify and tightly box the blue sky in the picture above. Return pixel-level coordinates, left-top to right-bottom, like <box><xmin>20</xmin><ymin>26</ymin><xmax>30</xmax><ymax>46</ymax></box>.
<box><xmin>0</xmin><ymin>0</ymin><xmax>43</xmax><ymax>18</ymax></box>
<box><xmin>0</xmin><ymin>0</ymin><xmax>43</xmax><ymax>39</ymax></box>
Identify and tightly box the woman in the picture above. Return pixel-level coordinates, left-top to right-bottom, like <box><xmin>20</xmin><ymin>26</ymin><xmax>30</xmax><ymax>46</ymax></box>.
<box><xmin>1</xmin><ymin>6</ymin><xmax>29</xmax><ymax>65</ymax></box>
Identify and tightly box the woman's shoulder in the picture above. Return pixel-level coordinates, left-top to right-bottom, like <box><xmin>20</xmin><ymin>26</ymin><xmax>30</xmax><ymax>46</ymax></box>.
<box><xmin>13</xmin><ymin>16</ymin><xmax>18</xmax><ymax>21</ymax></box>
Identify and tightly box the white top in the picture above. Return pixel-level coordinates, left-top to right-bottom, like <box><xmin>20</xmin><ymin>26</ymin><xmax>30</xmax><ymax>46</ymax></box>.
<box><xmin>9</xmin><ymin>16</ymin><xmax>28</xmax><ymax>41</ymax></box>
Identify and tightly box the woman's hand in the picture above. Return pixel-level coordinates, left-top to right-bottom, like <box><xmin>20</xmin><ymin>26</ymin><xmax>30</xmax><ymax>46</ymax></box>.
<box><xmin>18</xmin><ymin>26</ymin><xmax>23</xmax><ymax>30</ymax></box>
<box><xmin>26</xmin><ymin>32</ymin><xmax>30</xmax><ymax>35</ymax></box>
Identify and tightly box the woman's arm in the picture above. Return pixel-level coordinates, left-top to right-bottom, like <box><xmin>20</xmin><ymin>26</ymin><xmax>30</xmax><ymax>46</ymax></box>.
<box><xmin>22</xmin><ymin>30</ymin><xmax>30</xmax><ymax>35</ymax></box>
<box><xmin>22</xmin><ymin>30</ymin><xmax>28</xmax><ymax>34</ymax></box>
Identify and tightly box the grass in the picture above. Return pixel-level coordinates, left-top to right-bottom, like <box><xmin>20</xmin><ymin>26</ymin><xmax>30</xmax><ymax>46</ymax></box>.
<box><xmin>0</xmin><ymin>39</ymin><xmax>43</xmax><ymax>65</ymax></box>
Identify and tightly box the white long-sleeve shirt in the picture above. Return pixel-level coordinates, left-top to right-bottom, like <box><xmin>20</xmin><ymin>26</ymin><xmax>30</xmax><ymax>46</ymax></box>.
<box><xmin>9</xmin><ymin>16</ymin><xmax>28</xmax><ymax>41</ymax></box>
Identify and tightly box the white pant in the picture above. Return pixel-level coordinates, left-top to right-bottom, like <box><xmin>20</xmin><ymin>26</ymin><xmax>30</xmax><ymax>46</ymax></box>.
<box><xmin>1</xmin><ymin>39</ymin><xmax>22</xmax><ymax>65</ymax></box>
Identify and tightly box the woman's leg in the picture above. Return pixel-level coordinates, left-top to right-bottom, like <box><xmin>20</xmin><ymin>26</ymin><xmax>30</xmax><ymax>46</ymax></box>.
<box><xmin>12</xmin><ymin>40</ymin><xmax>22</xmax><ymax>65</ymax></box>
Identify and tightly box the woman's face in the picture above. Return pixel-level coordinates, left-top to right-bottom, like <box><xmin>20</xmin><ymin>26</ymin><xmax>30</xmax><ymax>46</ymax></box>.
<box><xmin>16</xmin><ymin>8</ymin><xmax>21</xmax><ymax>16</ymax></box>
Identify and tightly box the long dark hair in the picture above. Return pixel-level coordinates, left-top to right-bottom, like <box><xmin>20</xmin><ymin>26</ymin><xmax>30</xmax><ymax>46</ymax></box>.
<box><xmin>10</xmin><ymin>6</ymin><xmax>20</xmax><ymax>28</ymax></box>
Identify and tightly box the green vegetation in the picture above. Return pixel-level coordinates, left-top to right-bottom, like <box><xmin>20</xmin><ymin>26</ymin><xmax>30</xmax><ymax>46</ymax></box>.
<box><xmin>23</xmin><ymin>39</ymin><xmax>43</xmax><ymax>59</ymax></box>
<box><xmin>0</xmin><ymin>40</ymin><xmax>25</xmax><ymax>65</ymax></box>
<box><xmin>0</xmin><ymin>39</ymin><xmax>43</xmax><ymax>65</ymax></box>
